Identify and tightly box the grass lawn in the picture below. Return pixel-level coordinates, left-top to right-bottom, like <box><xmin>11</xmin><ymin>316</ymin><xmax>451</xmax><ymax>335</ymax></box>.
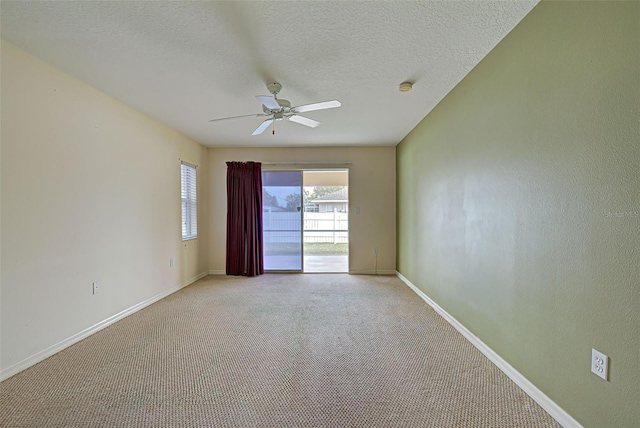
<box><xmin>265</xmin><ymin>242</ymin><xmax>348</xmax><ymax>255</ymax></box>
<box><xmin>304</xmin><ymin>243</ymin><xmax>348</xmax><ymax>255</ymax></box>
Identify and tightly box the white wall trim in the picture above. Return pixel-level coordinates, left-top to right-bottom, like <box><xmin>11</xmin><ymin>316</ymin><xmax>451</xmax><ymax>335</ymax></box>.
<box><xmin>208</xmin><ymin>270</ymin><xmax>226</xmax><ymax>275</ymax></box>
<box><xmin>349</xmin><ymin>269</ymin><xmax>396</xmax><ymax>275</ymax></box>
<box><xmin>396</xmin><ymin>271</ymin><xmax>582</xmax><ymax>428</ymax></box>
<box><xmin>1</xmin><ymin>271</ymin><xmax>209</xmax><ymax>382</ymax></box>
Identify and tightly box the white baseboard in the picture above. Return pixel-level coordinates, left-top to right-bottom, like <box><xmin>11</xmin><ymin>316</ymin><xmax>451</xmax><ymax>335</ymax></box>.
<box><xmin>185</xmin><ymin>271</ymin><xmax>209</xmax><ymax>285</ymax></box>
<box><xmin>349</xmin><ymin>269</ymin><xmax>396</xmax><ymax>275</ymax></box>
<box><xmin>1</xmin><ymin>271</ymin><xmax>209</xmax><ymax>382</ymax></box>
<box><xmin>396</xmin><ymin>271</ymin><xmax>581</xmax><ymax>428</ymax></box>
<box><xmin>208</xmin><ymin>269</ymin><xmax>395</xmax><ymax>276</ymax></box>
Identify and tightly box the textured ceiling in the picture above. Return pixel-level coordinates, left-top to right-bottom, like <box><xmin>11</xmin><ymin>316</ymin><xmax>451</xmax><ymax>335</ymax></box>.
<box><xmin>1</xmin><ymin>1</ymin><xmax>538</xmax><ymax>148</ymax></box>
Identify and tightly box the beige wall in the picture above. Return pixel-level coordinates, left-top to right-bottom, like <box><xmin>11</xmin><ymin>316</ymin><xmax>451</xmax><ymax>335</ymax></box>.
<box><xmin>207</xmin><ymin>147</ymin><xmax>395</xmax><ymax>274</ymax></box>
<box><xmin>1</xmin><ymin>42</ymin><xmax>209</xmax><ymax>373</ymax></box>
<box><xmin>397</xmin><ymin>2</ymin><xmax>639</xmax><ymax>426</ymax></box>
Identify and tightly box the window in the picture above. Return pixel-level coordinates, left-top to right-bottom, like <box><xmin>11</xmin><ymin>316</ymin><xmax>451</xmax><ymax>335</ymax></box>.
<box><xmin>181</xmin><ymin>162</ymin><xmax>197</xmax><ymax>240</ymax></box>
<box><xmin>304</xmin><ymin>203</ymin><xmax>319</xmax><ymax>213</ymax></box>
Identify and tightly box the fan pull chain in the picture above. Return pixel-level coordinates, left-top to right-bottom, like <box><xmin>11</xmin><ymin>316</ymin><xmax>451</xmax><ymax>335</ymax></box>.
<box><xmin>272</xmin><ymin>120</ymin><xmax>275</xmax><ymax>135</ymax></box>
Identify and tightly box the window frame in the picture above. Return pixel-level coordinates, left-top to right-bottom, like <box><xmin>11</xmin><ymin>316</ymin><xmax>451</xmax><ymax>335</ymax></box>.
<box><xmin>181</xmin><ymin>161</ymin><xmax>197</xmax><ymax>241</ymax></box>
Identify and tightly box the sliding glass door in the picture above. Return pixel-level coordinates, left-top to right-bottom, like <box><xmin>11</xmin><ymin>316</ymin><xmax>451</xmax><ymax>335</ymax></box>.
<box><xmin>262</xmin><ymin>169</ymin><xmax>349</xmax><ymax>273</ymax></box>
<box><xmin>262</xmin><ymin>171</ymin><xmax>303</xmax><ymax>271</ymax></box>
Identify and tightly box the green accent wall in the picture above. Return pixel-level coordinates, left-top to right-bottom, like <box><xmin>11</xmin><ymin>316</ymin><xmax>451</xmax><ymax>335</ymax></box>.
<box><xmin>396</xmin><ymin>2</ymin><xmax>639</xmax><ymax>426</ymax></box>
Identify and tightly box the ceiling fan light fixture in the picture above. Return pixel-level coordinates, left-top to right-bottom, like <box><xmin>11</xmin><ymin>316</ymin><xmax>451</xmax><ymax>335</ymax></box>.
<box><xmin>399</xmin><ymin>82</ymin><xmax>413</xmax><ymax>92</ymax></box>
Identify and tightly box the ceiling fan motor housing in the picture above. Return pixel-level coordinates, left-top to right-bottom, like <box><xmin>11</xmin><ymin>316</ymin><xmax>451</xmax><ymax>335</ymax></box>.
<box><xmin>263</xmin><ymin>98</ymin><xmax>291</xmax><ymax>114</ymax></box>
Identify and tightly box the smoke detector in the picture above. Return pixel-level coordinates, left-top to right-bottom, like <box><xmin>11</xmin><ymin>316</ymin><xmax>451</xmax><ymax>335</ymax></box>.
<box><xmin>399</xmin><ymin>82</ymin><xmax>413</xmax><ymax>92</ymax></box>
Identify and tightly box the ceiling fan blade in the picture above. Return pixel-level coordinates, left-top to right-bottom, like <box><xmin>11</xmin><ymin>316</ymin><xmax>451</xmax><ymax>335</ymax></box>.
<box><xmin>289</xmin><ymin>115</ymin><xmax>321</xmax><ymax>128</ymax></box>
<box><xmin>292</xmin><ymin>100</ymin><xmax>341</xmax><ymax>114</ymax></box>
<box><xmin>209</xmin><ymin>113</ymin><xmax>266</xmax><ymax>123</ymax></box>
<box><xmin>252</xmin><ymin>118</ymin><xmax>274</xmax><ymax>135</ymax></box>
<box><xmin>256</xmin><ymin>95</ymin><xmax>281</xmax><ymax>110</ymax></box>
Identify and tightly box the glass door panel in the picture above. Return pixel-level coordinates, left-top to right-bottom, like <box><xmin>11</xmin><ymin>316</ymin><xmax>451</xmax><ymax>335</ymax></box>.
<box><xmin>302</xmin><ymin>170</ymin><xmax>349</xmax><ymax>273</ymax></box>
<box><xmin>262</xmin><ymin>171</ymin><xmax>303</xmax><ymax>271</ymax></box>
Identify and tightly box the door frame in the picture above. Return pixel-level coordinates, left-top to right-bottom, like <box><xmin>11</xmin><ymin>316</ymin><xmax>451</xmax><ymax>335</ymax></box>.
<box><xmin>262</xmin><ymin>167</ymin><xmax>350</xmax><ymax>273</ymax></box>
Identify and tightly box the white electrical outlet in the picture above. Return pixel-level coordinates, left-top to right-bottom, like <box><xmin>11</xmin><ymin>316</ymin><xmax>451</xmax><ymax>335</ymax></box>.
<box><xmin>373</xmin><ymin>247</ymin><xmax>378</xmax><ymax>255</ymax></box>
<box><xmin>92</xmin><ymin>281</ymin><xmax>101</xmax><ymax>295</ymax></box>
<box><xmin>591</xmin><ymin>348</ymin><xmax>609</xmax><ymax>380</ymax></box>
<box><xmin>170</xmin><ymin>258</ymin><xmax>174</xmax><ymax>267</ymax></box>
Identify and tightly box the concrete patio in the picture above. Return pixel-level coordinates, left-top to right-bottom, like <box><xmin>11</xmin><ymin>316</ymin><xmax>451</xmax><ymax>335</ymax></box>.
<box><xmin>263</xmin><ymin>254</ymin><xmax>348</xmax><ymax>273</ymax></box>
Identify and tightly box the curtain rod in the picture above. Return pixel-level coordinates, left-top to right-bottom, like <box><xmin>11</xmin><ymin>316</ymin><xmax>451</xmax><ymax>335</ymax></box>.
<box><xmin>261</xmin><ymin>161</ymin><xmax>351</xmax><ymax>165</ymax></box>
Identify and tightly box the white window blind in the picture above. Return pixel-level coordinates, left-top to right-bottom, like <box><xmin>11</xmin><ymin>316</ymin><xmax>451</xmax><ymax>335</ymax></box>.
<box><xmin>181</xmin><ymin>162</ymin><xmax>197</xmax><ymax>240</ymax></box>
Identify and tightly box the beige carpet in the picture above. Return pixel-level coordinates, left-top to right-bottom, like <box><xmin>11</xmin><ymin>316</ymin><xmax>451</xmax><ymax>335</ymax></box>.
<box><xmin>0</xmin><ymin>274</ymin><xmax>559</xmax><ymax>427</ymax></box>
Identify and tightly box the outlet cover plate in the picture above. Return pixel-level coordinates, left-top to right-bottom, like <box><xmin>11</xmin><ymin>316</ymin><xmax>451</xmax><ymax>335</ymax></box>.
<box><xmin>591</xmin><ymin>348</ymin><xmax>608</xmax><ymax>380</ymax></box>
<box><xmin>92</xmin><ymin>281</ymin><xmax>101</xmax><ymax>295</ymax></box>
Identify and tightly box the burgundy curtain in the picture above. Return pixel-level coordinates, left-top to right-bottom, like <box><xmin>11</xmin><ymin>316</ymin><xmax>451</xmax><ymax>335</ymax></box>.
<box><xmin>226</xmin><ymin>161</ymin><xmax>264</xmax><ymax>276</ymax></box>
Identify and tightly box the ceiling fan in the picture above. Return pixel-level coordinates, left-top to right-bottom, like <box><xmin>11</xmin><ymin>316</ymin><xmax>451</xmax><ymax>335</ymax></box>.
<box><xmin>208</xmin><ymin>83</ymin><xmax>341</xmax><ymax>135</ymax></box>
